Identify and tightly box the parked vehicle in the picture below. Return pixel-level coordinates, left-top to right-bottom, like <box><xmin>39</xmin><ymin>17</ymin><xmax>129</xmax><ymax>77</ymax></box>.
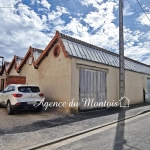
<box><xmin>0</xmin><ymin>84</ymin><xmax>44</xmax><ymax>115</ymax></box>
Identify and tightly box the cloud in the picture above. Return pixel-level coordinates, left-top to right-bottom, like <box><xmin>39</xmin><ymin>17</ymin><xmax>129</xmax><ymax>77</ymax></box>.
<box><xmin>63</xmin><ymin>18</ymin><xmax>89</xmax><ymax>37</ymax></box>
<box><xmin>0</xmin><ymin>1</ymin><xmax>69</xmax><ymax>61</ymax></box>
<box><xmin>48</xmin><ymin>6</ymin><xmax>69</xmax><ymax>21</ymax></box>
<box><xmin>31</xmin><ymin>0</ymin><xmax>51</xmax><ymax>10</ymax></box>
<box><xmin>40</xmin><ymin>0</ymin><xmax>51</xmax><ymax>10</ymax></box>
<box><xmin>69</xmin><ymin>1</ymin><xmax>119</xmax><ymax>51</ymax></box>
<box><xmin>83</xmin><ymin>2</ymin><xmax>116</xmax><ymax>30</ymax></box>
<box><xmin>124</xmin><ymin>28</ymin><xmax>150</xmax><ymax>63</ymax></box>
<box><xmin>80</xmin><ymin>0</ymin><xmax>103</xmax><ymax>8</ymax></box>
<box><xmin>0</xmin><ymin>0</ymin><xmax>150</xmax><ymax>65</ymax></box>
<box><xmin>137</xmin><ymin>13</ymin><xmax>150</xmax><ymax>26</ymax></box>
<box><xmin>123</xmin><ymin>1</ymin><xmax>134</xmax><ymax>16</ymax></box>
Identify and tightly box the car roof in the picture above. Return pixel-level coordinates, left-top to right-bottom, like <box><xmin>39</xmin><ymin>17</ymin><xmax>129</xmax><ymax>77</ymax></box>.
<box><xmin>8</xmin><ymin>84</ymin><xmax>38</xmax><ymax>87</ymax></box>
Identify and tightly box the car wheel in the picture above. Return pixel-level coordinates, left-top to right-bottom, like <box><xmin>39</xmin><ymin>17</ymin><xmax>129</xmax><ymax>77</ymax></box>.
<box><xmin>35</xmin><ymin>105</ymin><xmax>42</xmax><ymax>112</ymax></box>
<box><xmin>7</xmin><ymin>101</ymin><xmax>14</xmax><ymax>115</ymax></box>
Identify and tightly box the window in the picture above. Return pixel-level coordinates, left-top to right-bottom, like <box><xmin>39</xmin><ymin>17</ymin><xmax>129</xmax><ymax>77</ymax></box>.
<box><xmin>18</xmin><ymin>86</ymin><xmax>40</xmax><ymax>93</ymax></box>
<box><xmin>12</xmin><ymin>86</ymin><xmax>15</xmax><ymax>91</ymax></box>
<box><xmin>53</xmin><ymin>45</ymin><xmax>60</xmax><ymax>58</ymax></box>
<box><xmin>7</xmin><ymin>86</ymin><xmax>15</xmax><ymax>92</ymax></box>
<box><xmin>2</xmin><ymin>86</ymin><xmax>9</xmax><ymax>93</ymax></box>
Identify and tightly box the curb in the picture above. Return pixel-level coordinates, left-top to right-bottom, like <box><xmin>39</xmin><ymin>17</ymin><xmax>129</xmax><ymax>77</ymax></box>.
<box><xmin>23</xmin><ymin>108</ymin><xmax>150</xmax><ymax>150</ymax></box>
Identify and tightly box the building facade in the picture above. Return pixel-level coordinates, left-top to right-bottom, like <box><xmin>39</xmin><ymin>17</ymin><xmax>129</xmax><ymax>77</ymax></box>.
<box><xmin>1</xmin><ymin>31</ymin><xmax>150</xmax><ymax>113</ymax></box>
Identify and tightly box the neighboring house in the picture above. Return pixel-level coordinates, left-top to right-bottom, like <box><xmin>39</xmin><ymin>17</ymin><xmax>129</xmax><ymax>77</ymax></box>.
<box><xmin>0</xmin><ymin>56</ymin><xmax>23</xmax><ymax>90</ymax></box>
<box><xmin>0</xmin><ymin>56</ymin><xmax>4</xmax><ymax>76</ymax></box>
<box><xmin>17</xmin><ymin>46</ymin><xmax>43</xmax><ymax>72</ymax></box>
<box><xmin>1</xmin><ymin>31</ymin><xmax>150</xmax><ymax>113</ymax></box>
<box><xmin>0</xmin><ymin>61</ymin><xmax>10</xmax><ymax>90</ymax></box>
<box><xmin>8</xmin><ymin>47</ymin><xmax>43</xmax><ymax>76</ymax></box>
<box><xmin>6</xmin><ymin>55</ymin><xmax>23</xmax><ymax>75</ymax></box>
<box><xmin>16</xmin><ymin>46</ymin><xmax>43</xmax><ymax>85</ymax></box>
<box><xmin>0</xmin><ymin>47</ymin><xmax>43</xmax><ymax>91</ymax></box>
<box><xmin>16</xmin><ymin>31</ymin><xmax>150</xmax><ymax>112</ymax></box>
<box><xmin>5</xmin><ymin>61</ymin><xmax>11</xmax><ymax>73</ymax></box>
<box><xmin>3</xmin><ymin>61</ymin><xmax>11</xmax><ymax>75</ymax></box>
<box><xmin>0</xmin><ymin>61</ymin><xmax>11</xmax><ymax>76</ymax></box>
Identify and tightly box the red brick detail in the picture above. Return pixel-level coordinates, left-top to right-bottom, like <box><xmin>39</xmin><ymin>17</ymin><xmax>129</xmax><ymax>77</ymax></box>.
<box><xmin>53</xmin><ymin>45</ymin><xmax>60</xmax><ymax>58</ymax></box>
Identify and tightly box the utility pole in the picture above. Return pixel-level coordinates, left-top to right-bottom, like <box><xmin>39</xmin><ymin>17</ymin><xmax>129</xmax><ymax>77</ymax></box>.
<box><xmin>119</xmin><ymin>0</ymin><xmax>125</xmax><ymax>103</ymax></box>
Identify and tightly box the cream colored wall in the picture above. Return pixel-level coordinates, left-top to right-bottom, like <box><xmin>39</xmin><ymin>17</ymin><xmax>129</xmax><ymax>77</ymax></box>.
<box><xmin>125</xmin><ymin>70</ymin><xmax>144</xmax><ymax>104</ymax></box>
<box><xmin>18</xmin><ymin>42</ymin><xmax>72</xmax><ymax>113</ymax></box>
<box><xmin>142</xmin><ymin>75</ymin><xmax>150</xmax><ymax>102</ymax></box>
<box><xmin>71</xmin><ymin>58</ymin><xmax>119</xmax><ymax>104</ymax></box>
<box><xmin>71</xmin><ymin>58</ymin><xmax>149</xmax><ymax>106</ymax></box>
<box><xmin>37</xmin><ymin>43</ymin><xmax>71</xmax><ymax>108</ymax></box>
<box><xmin>9</xmin><ymin>64</ymin><xmax>19</xmax><ymax>76</ymax></box>
<box><xmin>7</xmin><ymin>47</ymin><xmax>150</xmax><ymax>111</ymax></box>
<box><xmin>19</xmin><ymin>59</ymin><xmax>39</xmax><ymax>85</ymax></box>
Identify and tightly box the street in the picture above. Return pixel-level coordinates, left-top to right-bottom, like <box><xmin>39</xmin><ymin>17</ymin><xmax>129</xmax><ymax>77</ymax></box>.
<box><xmin>0</xmin><ymin>0</ymin><xmax>150</xmax><ymax>150</ymax></box>
<box><xmin>0</xmin><ymin>107</ymin><xmax>63</xmax><ymax>134</ymax></box>
<box><xmin>0</xmin><ymin>104</ymin><xmax>150</xmax><ymax>150</ymax></box>
<box><xmin>39</xmin><ymin>111</ymin><xmax>150</xmax><ymax>150</ymax></box>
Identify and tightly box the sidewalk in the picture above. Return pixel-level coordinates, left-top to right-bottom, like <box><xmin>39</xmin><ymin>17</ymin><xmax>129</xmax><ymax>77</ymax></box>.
<box><xmin>1</xmin><ymin>103</ymin><xmax>150</xmax><ymax>150</ymax></box>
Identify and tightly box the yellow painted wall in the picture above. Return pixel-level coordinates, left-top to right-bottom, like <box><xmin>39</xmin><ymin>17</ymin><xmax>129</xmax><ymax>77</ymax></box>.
<box><xmin>125</xmin><ymin>70</ymin><xmax>144</xmax><ymax>104</ymax></box>
<box><xmin>37</xmin><ymin>43</ymin><xmax>71</xmax><ymax>107</ymax></box>
<box><xmin>19</xmin><ymin>59</ymin><xmax>39</xmax><ymax>85</ymax></box>
<box><xmin>7</xmin><ymin>47</ymin><xmax>150</xmax><ymax>111</ymax></box>
<box><xmin>18</xmin><ymin>42</ymin><xmax>72</xmax><ymax>113</ymax></box>
<box><xmin>71</xmin><ymin>58</ymin><xmax>150</xmax><ymax>107</ymax></box>
<box><xmin>9</xmin><ymin>64</ymin><xmax>19</xmax><ymax>76</ymax></box>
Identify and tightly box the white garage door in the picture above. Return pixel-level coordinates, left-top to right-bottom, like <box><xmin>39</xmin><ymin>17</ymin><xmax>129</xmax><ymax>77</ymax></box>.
<box><xmin>79</xmin><ymin>69</ymin><xmax>106</xmax><ymax>110</ymax></box>
<box><xmin>147</xmin><ymin>78</ymin><xmax>150</xmax><ymax>102</ymax></box>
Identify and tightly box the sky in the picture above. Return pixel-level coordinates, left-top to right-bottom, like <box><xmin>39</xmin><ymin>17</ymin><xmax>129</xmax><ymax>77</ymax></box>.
<box><xmin>0</xmin><ymin>0</ymin><xmax>150</xmax><ymax>64</ymax></box>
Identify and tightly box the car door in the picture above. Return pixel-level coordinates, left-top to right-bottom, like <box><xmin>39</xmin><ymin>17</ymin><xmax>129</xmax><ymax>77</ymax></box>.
<box><xmin>7</xmin><ymin>86</ymin><xmax>16</xmax><ymax>104</ymax></box>
<box><xmin>0</xmin><ymin>86</ymin><xmax>9</xmax><ymax>105</ymax></box>
<box><xmin>0</xmin><ymin>91</ymin><xmax>3</xmax><ymax>105</ymax></box>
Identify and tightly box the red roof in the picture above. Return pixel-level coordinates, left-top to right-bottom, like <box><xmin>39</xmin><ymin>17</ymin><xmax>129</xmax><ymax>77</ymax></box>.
<box><xmin>6</xmin><ymin>55</ymin><xmax>23</xmax><ymax>74</ymax></box>
<box><xmin>16</xmin><ymin>46</ymin><xmax>43</xmax><ymax>73</ymax></box>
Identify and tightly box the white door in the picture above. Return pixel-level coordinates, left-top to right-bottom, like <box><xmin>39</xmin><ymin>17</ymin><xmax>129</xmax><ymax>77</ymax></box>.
<box><xmin>79</xmin><ymin>69</ymin><xmax>106</xmax><ymax>110</ymax></box>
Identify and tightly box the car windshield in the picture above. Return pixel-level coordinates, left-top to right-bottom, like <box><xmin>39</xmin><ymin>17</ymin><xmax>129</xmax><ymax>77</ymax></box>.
<box><xmin>18</xmin><ymin>86</ymin><xmax>40</xmax><ymax>93</ymax></box>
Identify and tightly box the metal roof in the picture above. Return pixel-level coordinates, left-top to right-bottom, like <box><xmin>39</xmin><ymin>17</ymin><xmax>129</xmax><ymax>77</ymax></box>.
<box><xmin>32</xmin><ymin>48</ymin><xmax>43</xmax><ymax>61</ymax></box>
<box><xmin>5</xmin><ymin>61</ymin><xmax>10</xmax><ymax>70</ymax></box>
<box><xmin>16</xmin><ymin>56</ymin><xmax>23</xmax><ymax>67</ymax></box>
<box><xmin>61</xmin><ymin>34</ymin><xmax>150</xmax><ymax>75</ymax></box>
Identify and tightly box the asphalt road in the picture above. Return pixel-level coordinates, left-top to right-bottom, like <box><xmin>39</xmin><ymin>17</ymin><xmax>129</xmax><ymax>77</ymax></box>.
<box><xmin>0</xmin><ymin>104</ymin><xmax>150</xmax><ymax>150</ymax></box>
<box><xmin>0</xmin><ymin>107</ymin><xmax>63</xmax><ymax>134</ymax></box>
<box><xmin>40</xmin><ymin>111</ymin><xmax>150</xmax><ymax>150</ymax></box>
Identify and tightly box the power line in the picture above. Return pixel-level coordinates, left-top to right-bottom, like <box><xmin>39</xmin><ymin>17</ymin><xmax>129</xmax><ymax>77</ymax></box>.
<box><xmin>136</xmin><ymin>0</ymin><xmax>150</xmax><ymax>24</ymax></box>
<box><xmin>0</xmin><ymin>0</ymin><xmax>70</xmax><ymax>8</ymax></box>
<box><xmin>126</xmin><ymin>0</ymin><xmax>150</xmax><ymax>32</ymax></box>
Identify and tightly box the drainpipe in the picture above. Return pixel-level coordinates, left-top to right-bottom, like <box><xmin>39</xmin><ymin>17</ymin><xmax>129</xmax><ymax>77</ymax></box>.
<box><xmin>143</xmin><ymin>89</ymin><xmax>146</xmax><ymax>103</ymax></box>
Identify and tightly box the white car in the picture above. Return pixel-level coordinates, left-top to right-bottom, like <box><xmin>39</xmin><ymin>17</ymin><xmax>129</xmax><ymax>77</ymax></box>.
<box><xmin>0</xmin><ymin>84</ymin><xmax>44</xmax><ymax>115</ymax></box>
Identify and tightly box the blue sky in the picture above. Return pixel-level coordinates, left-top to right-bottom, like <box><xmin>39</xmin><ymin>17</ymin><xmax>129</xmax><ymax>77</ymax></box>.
<box><xmin>0</xmin><ymin>0</ymin><xmax>150</xmax><ymax>64</ymax></box>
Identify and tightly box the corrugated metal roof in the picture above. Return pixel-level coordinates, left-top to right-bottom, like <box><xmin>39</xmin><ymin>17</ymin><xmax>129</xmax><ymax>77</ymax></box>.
<box><xmin>16</xmin><ymin>56</ymin><xmax>23</xmax><ymax>67</ymax></box>
<box><xmin>32</xmin><ymin>48</ymin><xmax>43</xmax><ymax>61</ymax></box>
<box><xmin>61</xmin><ymin>34</ymin><xmax>150</xmax><ymax>75</ymax></box>
<box><xmin>5</xmin><ymin>61</ymin><xmax>10</xmax><ymax>70</ymax></box>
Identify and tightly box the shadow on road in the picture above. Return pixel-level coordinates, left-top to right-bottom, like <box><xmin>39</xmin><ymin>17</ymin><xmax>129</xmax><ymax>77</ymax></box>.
<box><xmin>0</xmin><ymin>103</ymin><xmax>150</xmax><ymax>135</ymax></box>
<box><xmin>114</xmin><ymin>108</ymin><xmax>126</xmax><ymax>150</ymax></box>
<box><xmin>113</xmin><ymin>107</ymin><xmax>142</xmax><ymax>150</ymax></box>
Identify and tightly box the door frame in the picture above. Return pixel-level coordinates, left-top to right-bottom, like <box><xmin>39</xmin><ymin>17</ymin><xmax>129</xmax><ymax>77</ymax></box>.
<box><xmin>78</xmin><ymin>67</ymin><xmax>107</xmax><ymax>111</ymax></box>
